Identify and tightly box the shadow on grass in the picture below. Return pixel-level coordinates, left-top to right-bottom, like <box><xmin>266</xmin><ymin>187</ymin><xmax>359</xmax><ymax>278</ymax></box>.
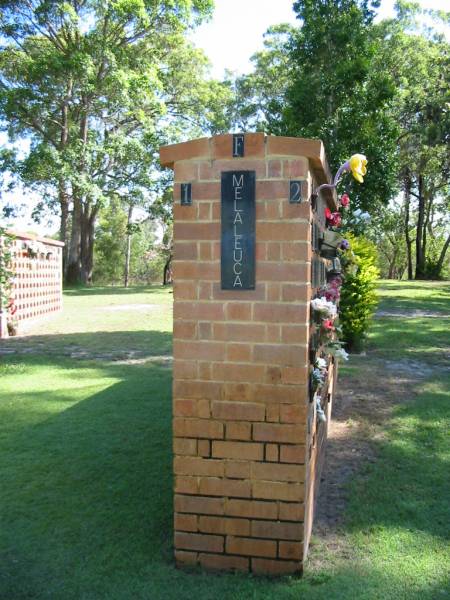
<box><xmin>1</xmin><ymin>353</ymin><xmax>449</xmax><ymax>599</ymax></box>
<box><xmin>367</xmin><ymin>317</ymin><xmax>449</xmax><ymax>365</ymax></box>
<box><xmin>376</xmin><ymin>281</ymin><xmax>450</xmax><ymax>314</ymax></box>
<box><xmin>1</xmin><ymin>356</ymin><xmax>173</xmax><ymax>599</ymax></box>
<box><xmin>377</xmin><ymin>296</ymin><xmax>450</xmax><ymax>314</ymax></box>
<box><xmin>377</xmin><ymin>281</ymin><xmax>450</xmax><ymax>291</ymax></box>
<box><xmin>64</xmin><ymin>284</ymin><xmax>172</xmax><ymax>297</ymax></box>
<box><xmin>1</xmin><ymin>330</ymin><xmax>172</xmax><ymax>358</ymax></box>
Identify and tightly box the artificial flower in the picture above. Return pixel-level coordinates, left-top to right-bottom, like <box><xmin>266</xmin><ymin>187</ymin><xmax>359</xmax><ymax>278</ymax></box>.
<box><xmin>322</xmin><ymin>286</ymin><xmax>340</xmax><ymax>302</ymax></box>
<box><xmin>7</xmin><ymin>299</ymin><xmax>17</xmax><ymax>315</ymax></box>
<box><xmin>316</xmin><ymin>397</ymin><xmax>327</xmax><ymax>422</ymax></box>
<box><xmin>315</xmin><ymin>357</ymin><xmax>327</xmax><ymax>370</ymax></box>
<box><xmin>322</xmin><ymin>319</ymin><xmax>334</xmax><ymax>331</ymax></box>
<box><xmin>340</xmin><ymin>239</ymin><xmax>350</xmax><ymax>250</ymax></box>
<box><xmin>329</xmin><ymin>275</ymin><xmax>343</xmax><ymax>288</ymax></box>
<box><xmin>348</xmin><ymin>154</ymin><xmax>367</xmax><ymax>183</ymax></box>
<box><xmin>311</xmin><ymin>368</ymin><xmax>325</xmax><ymax>387</ymax></box>
<box><xmin>311</xmin><ymin>297</ymin><xmax>337</xmax><ymax>318</ymax></box>
<box><xmin>334</xmin><ymin>348</ymin><xmax>349</xmax><ymax>361</ymax></box>
<box><xmin>340</xmin><ymin>193</ymin><xmax>350</xmax><ymax>208</ymax></box>
<box><xmin>325</xmin><ymin>207</ymin><xmax>331</xmax><ymax>220</ymax></box>
<box><xmin>326</xmin><ymin>211</ymin><xmax>342</xmax><ymax>227</ymax></box>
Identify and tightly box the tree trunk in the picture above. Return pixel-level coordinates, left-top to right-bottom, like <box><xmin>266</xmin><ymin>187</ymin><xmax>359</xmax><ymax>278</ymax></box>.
<box><xmin>80</xmin><ymin>206</ymin><xmax>96</xmax><ymax>285</ymax></box>
<box><xmin>65</xmin><ymin>196</ymin><xmax>82</xmax><ymax>284</ymax></box>
<box><xmin>59</xmin><ymin>80</ymin><xmax>71</xmax><ymax>274</ymax></box>
<box><xmin>163</xmin><ymin>253</ymin><xmax>173</xmax><ymax>285</ymax></box>
<box><xmin>58</xmin><ymin>181</ymin><xmax>70</xmax><ymax>275</ymax></box>
<box><xmin>403</xmin><ymin>174</ymin><xmax>413</xmax><ymax>280</ymax></box>
<box><xmin>388</xmin><ymin>248</ymin><xmax>398</xmax><ymax>279</ymax></box>
<box><xmin>435</xmin><ymin>234</ymin><xmax>450</xmax><ymax>278</ymax></box>
<box><xmin>124</xmin><ymin>204</ymin><xmax>133</xmax><ymax>288</ymax></box>
<box><xmin>415</xmin><ymin>175</ymin><xmax>426</xmax><ymax>279</ymax></box>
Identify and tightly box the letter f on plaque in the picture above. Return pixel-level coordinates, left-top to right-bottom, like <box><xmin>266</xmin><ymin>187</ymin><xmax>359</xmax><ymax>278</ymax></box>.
<box><xmin>233</xmin><ymin>134</ymin><xmax>244</xmax><ymax>157</ymax></box>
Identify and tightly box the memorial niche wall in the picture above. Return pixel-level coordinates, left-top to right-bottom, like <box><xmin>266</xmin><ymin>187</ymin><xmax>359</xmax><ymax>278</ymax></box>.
<box><xmin>0</xmin><ymin>232</ymin><xmax>64</xmax><ymax>338</ymax></box>
<box><xmin>160</xmin><ymin>133</ymin><xmax>337</xmax><ymax>576</ymax></box>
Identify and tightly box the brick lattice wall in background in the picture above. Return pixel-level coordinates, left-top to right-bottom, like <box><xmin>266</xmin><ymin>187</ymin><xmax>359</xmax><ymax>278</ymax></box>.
<box><xmin>161</xmin><ymin>133</ymin><xmax>337</xmax><ymax>575</ymax></box>
<box><xmin>0</xmin><ymin>232</ymin><xmax>64</xmax><ymax>338</ymax></box>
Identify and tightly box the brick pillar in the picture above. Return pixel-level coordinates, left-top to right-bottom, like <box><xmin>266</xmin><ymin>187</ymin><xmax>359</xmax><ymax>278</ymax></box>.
<box><xmin>160</xmin><ymin>133</ymin><xmax>336</xmax><ymax>575</ymax></box>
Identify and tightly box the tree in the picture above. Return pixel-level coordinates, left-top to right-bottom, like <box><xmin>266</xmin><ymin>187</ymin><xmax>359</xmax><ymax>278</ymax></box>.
<box><xmin>232</xmin><ymin>0</ymin><xmax>449</xmax><ymax>279</ymax></box>
<box><xmin>93</xmin><ymin>196</ymin><xmax>159</xmax><ymax>285</ymax></box>
<box><xmin>232</xmin><ymin>0</ymin><xmax>398</xmax><ymax>211</ymax></box>
<box><xmin>375</xmin><ymin>7</ymin><xmax>450</xmax><ymax>279</ymax></box>
<box><xmin>230</xmin><ymin>24</ymin><xmax>297</xmax><ymax>133</ymax></box>
<box><xmin>0</xmin><ymin>0</ymin><xmax>230</xmax><ymax>284</ymax></box>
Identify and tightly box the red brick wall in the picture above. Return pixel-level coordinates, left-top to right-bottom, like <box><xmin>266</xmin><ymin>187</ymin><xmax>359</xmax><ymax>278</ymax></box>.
<box><xmin>161</xmin><ymin>134</ymin><xmax>336</xmax><ymax>575</ymax></box>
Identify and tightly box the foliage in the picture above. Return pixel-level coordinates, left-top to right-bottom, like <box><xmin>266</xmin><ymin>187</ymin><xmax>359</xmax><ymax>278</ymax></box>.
<box><xmin>340</xmin><ymin>234</ymin><xmax>379</xmax><ymax>351</ymax></box>
<box><xmin>230</xmin><ymin>24</ymin><xmax>297</xmax><ymax>132</ymax></box>
<box><xmin>0</xmin><ymin>226</ymin><xmax>14</xmax><ymax>312</ymax></box>
<box><xmin>0</xmin><ymin>0</ymin><xmax>231</xmax><ymax>284</ymax></box>
<box><xmin>374</xmin><ymin>9</ymin><xmax>450</xmax><ymax>279</ymax></box>
<box><xmin>233</xmin><ymin>0</ymin><xmax>399</xmax><ymax>212</ymax></box>
<box><xmin>231</xmin><ymin>1</ymin><xmax>449</xmax><ymax>279</ymax></box>
<box><xmin>366</xmin><ymin>199</ymin><xmax>409</xmax><ymax>279</ymax></box>
<box><xmin>93</xmin><ymin>197</ymin><xmax>161</xmax><ymax>285</ymax></box>
<box><xmin>285</xmin><ymin>0</ymin><xmax>399</xmax><ymax>212</ymax></box>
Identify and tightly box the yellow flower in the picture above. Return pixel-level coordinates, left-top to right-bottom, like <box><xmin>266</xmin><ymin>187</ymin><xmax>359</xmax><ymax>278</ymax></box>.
<box><xmin>348</xmin><ymin>154</ymin><xmax>368</xmax><ymax>183</ymax></box>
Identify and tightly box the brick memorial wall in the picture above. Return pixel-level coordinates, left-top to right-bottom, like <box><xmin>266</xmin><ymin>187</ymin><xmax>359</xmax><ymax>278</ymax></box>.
<box><xmin>0</xmin><ymin>232</ymin><xmax>64</xmax><ymax>338</ymax></box>
<box><xmin>160</xmin><ymin>133</ymin><xmax>338</xmax><ymax>575</ymax></box>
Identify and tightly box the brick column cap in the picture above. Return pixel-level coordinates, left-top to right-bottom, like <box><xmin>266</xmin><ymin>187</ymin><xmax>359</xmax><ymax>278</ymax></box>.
<box><xmin>159</xmin><ymin>134</ymin><xmax>331</xmax><ymax>185</ymax></box>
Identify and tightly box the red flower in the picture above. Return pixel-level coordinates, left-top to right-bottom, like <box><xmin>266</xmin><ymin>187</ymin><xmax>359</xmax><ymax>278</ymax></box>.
<box><xmin>325</xmin><ymin>207</ymin><xmax>332</xmax><ymax>220</ymax></box>
<box><xmin>322</xmin><ymin>319</ymin><xmax>334</xmax><ymax>331</ymax></box>
<box><xmin>7</xmin><ymin>299</ymin><xmax>17</xmax><ymax>315</ymax></box>
<box><xmin>340</xmin><ymin>193</ymin><xmax>350</xmax><ymax>208</ymax></box>
<box><xmin>327</xmin><ymin>212</ymin><xmax>341</xmax><ymax>227</ymax></box>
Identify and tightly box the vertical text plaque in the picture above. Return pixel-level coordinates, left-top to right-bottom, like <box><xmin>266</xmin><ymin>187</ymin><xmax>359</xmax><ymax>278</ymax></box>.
<box><xmin>221</xmin><ymin>171</ymin><xmax>255</xmax><ymax>290</ymax></box>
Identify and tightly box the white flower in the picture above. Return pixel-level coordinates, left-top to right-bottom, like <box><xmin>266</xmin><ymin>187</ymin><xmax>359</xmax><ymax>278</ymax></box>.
<box><xmin>311</xmin><ymin>297</ymin><xmax>329</xmax><ymax>313</ymax></box>
<box><xmin>312</xmin><ymin>368</ymin><xmax>325</xmax><ymax>384</ymax></box>
<box><xmin>316</xmin><ymin>357</ymin><xmax>327</xmax><ymax>370</ymax></box>
<box><xmin>335</xmin><ymin>348</ymin><xmax>349</xmax><ymax>361</ymax></box>
<box><xmin>311</xmin><ymin>297</ymin><xmax>337</xmax><ymax>318</ymax></box>
<box><xmin>316</xmin><ymin>397</ymin><xmax>327</xmax><ymax>422</ymax></box>
<box><xmin>327</xmin><ymin>302</ymin><xmax>337</xmax><ymax>319</ymax></box>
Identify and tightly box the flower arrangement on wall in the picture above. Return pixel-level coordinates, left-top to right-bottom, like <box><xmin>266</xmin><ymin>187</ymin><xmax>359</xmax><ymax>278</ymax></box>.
<box><xmin>24</xmin><ymin>240</ymin><xmax>48</xmax><ymax>259</ymax></box>
<box><xmin>310</xmin><ymin>154</ymin><xmax>369</xmax><ymax>422</ymax></box>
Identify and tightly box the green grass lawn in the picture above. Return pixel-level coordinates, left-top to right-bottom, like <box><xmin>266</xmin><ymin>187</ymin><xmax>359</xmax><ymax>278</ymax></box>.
<box><xmin>0</xmin><ymin>282</ymin><xmax>449</xmax><ymax>599</ymax></box>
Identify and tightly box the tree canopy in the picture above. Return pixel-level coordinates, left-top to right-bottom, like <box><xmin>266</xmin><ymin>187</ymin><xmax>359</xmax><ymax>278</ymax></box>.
<box><xmin>232</xmin><ymin>0</ymin><xmax>449</xmax><ymax>279</ymax></box>
<box><xmin>0</xmin><ymin>0</ymin><xmax>231</xmax><ymax>283</ymax></box>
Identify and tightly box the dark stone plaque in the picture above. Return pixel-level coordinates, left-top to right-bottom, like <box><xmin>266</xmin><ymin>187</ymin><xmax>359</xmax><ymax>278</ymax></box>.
<box><xmin>232</xmin><ymin>134</ymin><xmax>245</xmax><ymax>157</ymax></box>
<box><xmin>221</xmin><ymin>171</ymin><xmax>255</xmax><ymax>290</ymax></box>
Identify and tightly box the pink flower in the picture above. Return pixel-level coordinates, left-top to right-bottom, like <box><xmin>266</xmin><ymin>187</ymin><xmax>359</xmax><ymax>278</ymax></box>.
<box><xmin>324</xmin><ymin>288</ymin><xmax>340</xmax><ymax>302</ymax></box>
<box><xmin>329</xmin><ymin>275</ymin><xmax>343</xmax><ymax>288</ymax></box>
<box><xmin>340</xmin><ymin>193</ymin><xmax>350</xmax><ymax>208</ymax></box>
<box><xmin>322</xmin><ymin>319</ymin><xmax>334</xmax><ymax>331</ymax></box>
<box><xmin>325</xmin><ymin>207</ymin><xmax>332</xmax><ymax>220</ymax></box>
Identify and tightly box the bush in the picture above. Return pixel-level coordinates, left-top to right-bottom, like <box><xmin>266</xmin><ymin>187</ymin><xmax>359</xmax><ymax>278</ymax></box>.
<box><xmin>340</xmin><ymin>234</ymin><xmax>379</xmax><ymax>352</ymax></box>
